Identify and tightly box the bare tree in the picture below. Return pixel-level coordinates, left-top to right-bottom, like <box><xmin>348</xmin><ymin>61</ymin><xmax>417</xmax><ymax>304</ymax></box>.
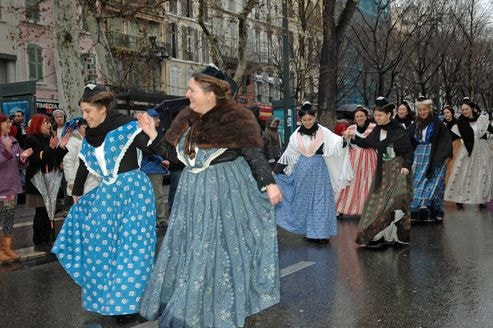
<box><xmin>318</xmin><ymin>0</ymin><xmax>359</xmax><ymax>128</ymax></box>
<box><xmin>198</xmin><ymin>0</ymin><xmax>258</xmax><ymax>89</ymax></box>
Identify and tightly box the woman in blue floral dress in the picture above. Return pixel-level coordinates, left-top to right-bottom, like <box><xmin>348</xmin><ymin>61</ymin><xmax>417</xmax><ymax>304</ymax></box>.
<box><xmin>52</xmin><ymin>84</ymin><xmax>156</xmax><ymax>315</ymax></box>
<box><xmin>138</xmin><ymin>66</ymin><xmax>282</xmax><ymax>328</ymax></box>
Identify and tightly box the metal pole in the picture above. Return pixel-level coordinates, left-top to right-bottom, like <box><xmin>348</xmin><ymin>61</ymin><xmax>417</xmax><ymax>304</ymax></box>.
<box><xmin>282</xmin><ymin>0</ymin><xmax>291</xmax><ymax>139</ymax></box>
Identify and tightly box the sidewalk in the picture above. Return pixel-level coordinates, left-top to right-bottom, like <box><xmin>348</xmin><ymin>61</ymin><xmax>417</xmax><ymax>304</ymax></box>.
<box><xmin>11</xmin><ymin>205</ymin><xmax>66</xmax><ymax>262</ymax></box>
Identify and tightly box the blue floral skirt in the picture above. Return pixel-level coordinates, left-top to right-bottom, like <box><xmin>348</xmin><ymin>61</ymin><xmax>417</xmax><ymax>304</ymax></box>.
<box><xmin>53</xmin><ymin>170</ymin><xmax>156</xmax><ymax>315</ymax></box>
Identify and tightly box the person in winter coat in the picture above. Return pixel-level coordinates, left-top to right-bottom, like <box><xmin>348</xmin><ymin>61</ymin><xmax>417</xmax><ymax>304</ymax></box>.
<box><xmin>0</xmin><ymin>113</ymin><xmax>32</xmax><ymax>263</ymax></box>
<box><xmin>62</xmin><ymin>118</ymin><xmax>100</xmax><ymax>202</ymax></box>
<box><xmin>263</xmin><ymin>115</ymin><xmax>284</xmax><ymax>168</ymax></box>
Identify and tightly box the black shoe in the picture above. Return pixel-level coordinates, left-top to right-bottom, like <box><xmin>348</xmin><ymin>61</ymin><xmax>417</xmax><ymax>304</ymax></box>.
<box><xmin>479</xmin><ymin>203</ymin><xmax>487</xmax><ymax>209</ymax></box>
<box><xmin>112</xmin><ymin>313</ymin><xmax>144</xmax><ymax>324</ymax></box>
<box><xmin>33</xmin><ymin>243</ymin><xmax>52</xmax><ymax>253</ymax></box>
<box><xmin>366</xmin><ymin>238</ymin><xmax>386</xmax><ymax>249</ymax></box>
<box><xmin>418</xmin><ymin>206</ymin><xmax>429</xmax><ymax>220</ymax></box>
<box><xmin>456</xmin><ymin>203</ymin><xmax>464</xmax><ymax>209</ymax></box>
<box><xmin>304</xmin><ymin>237</ymin><xmax>330</xmax><ymax>244</ymax></box>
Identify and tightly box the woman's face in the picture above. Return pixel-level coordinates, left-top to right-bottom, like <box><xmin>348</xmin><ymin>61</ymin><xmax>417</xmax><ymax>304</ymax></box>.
<box><xmin>0</xmin><ymin>119</ymin><xmax>11</xmax><ymax>135</ymax></box>
<box><xmin>443</xmin><ymin>108</ymin><xmax>453</xmax><ymax>121</ymax></box>
<box><xmin>300</xmin><ymin>114</ymin><xmax>316</xmax><ymax>129</ymax></box>
<box><xmin>40</xmin><ymin>119</ymin><xmax>52</xmax><ymax>136</ymax></box>
<box><xmin>354</xmin><ymin>111</ymin><xmax>367</xmax><ymax>126</ymax></box>
<box><xmin>461</xmin><ymin>104</ymin><xmax>473</xmax><ymax>118</ymax></box>
<box><xmin>80</xmin><ymin>102</ymin><xmax>107</xmax><ymax>128</ymax></box>
<box><xmin>185</xmin><ymin>78</ymin><xmax>215</xmax><ymax>115</ymax></box>
<box><xmin>417</xmin><ymin>104</ymin><xmax>432</xmax><ymax>120</ymax></box>
<box><xmin>397</xmin><ymin>105</ymin><xmax>409</xmax><ymax>119</ymax></box>
<box><xmin>374</xmin><ymin>110</ymin><xmax>391</xmax><ymax>126</ymax></box>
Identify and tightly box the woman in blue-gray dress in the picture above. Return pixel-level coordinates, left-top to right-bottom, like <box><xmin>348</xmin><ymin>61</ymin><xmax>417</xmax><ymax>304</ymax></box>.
<box><xmin>52</xmin><ymin>84</ymin><xmax>156</xmax><ymax>316</ymax></box>
<box><xmin>138</xmin><ymin>65</ymin><xmax>282</xmax><ymax>328</ymax></box>
<box><xmin>273</xmin><ymin>102</ymin><xmax>352</xmax><ymax>244</ymax></box>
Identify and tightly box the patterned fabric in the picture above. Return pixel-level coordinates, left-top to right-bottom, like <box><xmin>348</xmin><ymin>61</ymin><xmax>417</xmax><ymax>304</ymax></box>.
<box><xmin>53</xmin><ymin>122</ymin><xmax>156</xmax><ymax>315</ymax></box>
<box><xmin>411</xmin><ymin>144</ymin><xmax>446</xmax><ymax>216</ymax></box>
<box><xmin>275</xmin><ymin>155</ymin><xmax>337</xmax><ymax>239</ymax></box>
<box><xmin>356</xmin><ymin>156</ymin><xmax>413</xmax><ymax>245</ymax></box>
<box><xmin>0</xmin><ymin>195</ymin><xmax>16</xmax><ymax>234</ymax></box>
<box><xmin>445</xmin><ymin>116</ymin><xmax>493</xmax><ymax>204</ymax></box>
<box><xmin>139</xmin><ymin>138</ymin><xmax>279</xmax><ymax>328</ymax></box>
<box><xmin>337</xmin><ymin>124</ymin><xmax>377</xmax><ymax>215</ymax></box>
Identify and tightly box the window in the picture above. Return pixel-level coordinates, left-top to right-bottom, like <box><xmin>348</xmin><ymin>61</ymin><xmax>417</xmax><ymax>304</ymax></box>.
<box><xmin>0</xmin><ymin>61</ymin><xmax>7</xmax><ymax>84</ymax></box>
<box><xmin>181</xmin><ymin>26</ymin><xmax>198</xmax><ymax>62</ymax></box>
<box><xmin>201</xmin><ymin>32</ymin><xmax>209</xmax><ymax>63</ymax></box>
<box><xmin>25</xmin><ymin>0</ymin><xmax>40</xmax><ymax>23</ymax></box>
<box><xmin>167</xmin><ymin>23</ymin><xmax>177</xmax><ymax>58</ymax></box>
<box><xmin>181</xmin><ymin>0</ymin><xmax>192</xmax><ymax>18</ymax></box>
<box><xmin>27</xmin><ymin>44</ymin><xmax>43</xmax><ymax>81</ymax></box>
<box><xmin>169</xmin><ymin>66</ymin><xmax>181</xmax><ymax>95</ymax></box>
<box><xmin>81</xmin><ymin>53</ymin><xmax>97</xmax><ymax>83</ymax></box>
<box><xmin>168</xmin><ymin>0</ymin><xmax>177</xmax><ymax>14</ymax></box>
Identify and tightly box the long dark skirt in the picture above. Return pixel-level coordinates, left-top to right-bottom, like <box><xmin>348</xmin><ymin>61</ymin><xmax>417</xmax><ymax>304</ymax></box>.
<box><xmin>356</xmin><ymin>157</ymin><xmax>413</xmax><ymax>245</ymax></box>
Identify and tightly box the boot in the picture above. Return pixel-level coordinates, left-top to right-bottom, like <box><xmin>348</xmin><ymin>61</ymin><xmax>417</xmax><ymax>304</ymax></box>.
<box><xmin>1</xmin><ymin>235</ymin><xmax>20</xmax><ymax>261</ymax></box>
<box><xmin>0</xmin><ymin>248</ymin><xmax>10</xmax><ymax>264</ymax></box>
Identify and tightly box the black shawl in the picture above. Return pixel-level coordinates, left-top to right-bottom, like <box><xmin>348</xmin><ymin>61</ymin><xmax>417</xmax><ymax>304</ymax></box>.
<box><xmin>456</xmin><ymin>113</ymin><xmax>479</xmax><ymax>156</ymax></box>
<box><xmin>352</xmin><ymin>119</ymin><xmax>414</xmax><ymax>191</ymax></box>
<box><xmin>85</xmin><ymin>108</ymin><xmax>134</xmax><ymax>147</ymax></box>
<box><xmin>408</xmin><ymin>115</ymin><xmax>452</xmax><ymax>178</ymax></box>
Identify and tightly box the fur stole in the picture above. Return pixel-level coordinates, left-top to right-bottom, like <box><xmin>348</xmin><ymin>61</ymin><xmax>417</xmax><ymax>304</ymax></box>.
<box><xmin>165</xmin><ymin>100</ymin><xmax>263</xmax><ymax>150</ymax></box>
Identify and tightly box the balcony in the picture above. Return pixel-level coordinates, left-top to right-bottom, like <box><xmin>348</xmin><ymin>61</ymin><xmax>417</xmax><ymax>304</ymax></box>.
<box><xmin>105</xmin><ymin>32</ymin><xmax>147</xmax><ymax>52</ymax></box>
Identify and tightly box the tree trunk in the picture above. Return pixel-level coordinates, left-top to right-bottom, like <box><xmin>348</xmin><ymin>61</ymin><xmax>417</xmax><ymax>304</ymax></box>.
<box><xmin>318</xmin><ymin>0</ymin><xmax>358</xmax><ymax>129</ymax></box>
<box><xmin>51</xmin><ymin>0</ymin><xmax>85</xmax><ymax>118</ymax></box>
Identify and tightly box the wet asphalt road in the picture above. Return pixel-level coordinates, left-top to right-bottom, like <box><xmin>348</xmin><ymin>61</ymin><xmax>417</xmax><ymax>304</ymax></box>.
<box><xmin>0</xmin><ymin>202</ymin><xmax>492</xmax><ymax>328</ymax></box>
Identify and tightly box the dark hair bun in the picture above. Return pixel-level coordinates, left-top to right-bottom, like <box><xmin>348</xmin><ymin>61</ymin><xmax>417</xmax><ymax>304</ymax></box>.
<box><xmin>374</xmin><ymin>96</ymin><xmax>395</xmax><ymax>113</ymax></box>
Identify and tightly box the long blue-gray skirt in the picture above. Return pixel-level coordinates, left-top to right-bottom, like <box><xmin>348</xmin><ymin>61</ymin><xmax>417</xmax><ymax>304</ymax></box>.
<box><xmin>139</xmin><ymin>149</ymin><xmax>280</xmax><ymax>328</ymax></box>
<box><xmin>274</xmin><ymin>154</ymin><xmax>338</xmax><ymax>239</ymax></box>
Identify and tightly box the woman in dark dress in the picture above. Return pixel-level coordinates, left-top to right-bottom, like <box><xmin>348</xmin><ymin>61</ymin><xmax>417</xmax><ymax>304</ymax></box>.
<box><xmin>344</xmin><ymin>97</ymin><xmax>414</xmax><ymax>248</ymax></box>
<box><xmin>24</xmin><ymin>114</ymin><xmax>67</xmax><ymax>252</ymax></box>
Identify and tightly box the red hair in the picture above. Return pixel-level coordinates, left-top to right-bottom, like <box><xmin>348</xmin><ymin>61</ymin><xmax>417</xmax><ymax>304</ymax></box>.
<box><xmin>0</xmin><ymin>113</ymin><xmax>7</xmax><ymax>124</ymax></box>
<box><xmin>28</xmin><ymin>113</ymin><xmax>50</xmax><ymax>135</ymax></box>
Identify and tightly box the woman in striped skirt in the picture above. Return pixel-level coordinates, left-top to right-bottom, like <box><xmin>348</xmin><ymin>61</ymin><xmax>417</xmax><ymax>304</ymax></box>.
<box><xmin>336</xmin><ymin>107</ymin><xmax>377</xmax><ymax>216</ymax></box>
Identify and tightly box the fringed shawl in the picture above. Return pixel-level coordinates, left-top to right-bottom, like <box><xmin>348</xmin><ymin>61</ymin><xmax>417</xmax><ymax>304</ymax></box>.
<box><xmin>278</xmin><ymin>124</ymin><xmax>353</xmax><ymax>192</ymax></box>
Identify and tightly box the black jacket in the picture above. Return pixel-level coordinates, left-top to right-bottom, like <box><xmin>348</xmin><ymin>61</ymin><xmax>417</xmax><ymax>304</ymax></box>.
<box><xmin>352</xmin><ymin>119</ymin><xmax>414</xmax><ymax>191</ymax></box>
<box><xmin>24</xmin><ymin>134</ymin><xmax>67</xmax><ymax>195</ymax></box>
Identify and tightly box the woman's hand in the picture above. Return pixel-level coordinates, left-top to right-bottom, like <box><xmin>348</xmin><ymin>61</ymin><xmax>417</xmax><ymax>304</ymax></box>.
<box><xmin>49</xmin><ymin>136</ymin><xmax>59</xmax><ymax>149</ymax></box>
<box><xmin>137</xmin><ymin>112</ymin><xmax>158</xmax><ymax>140</ymax></box>
<box><xmin>400</xmin><ymin>168</ymin><xmax>409</xmax><ymax>175</ymax></box>
<box><xmin>72</xmin><ymin>195</ymin><xmax>80</xmax><ymax>204</ymax></box>
<box><xmin>20</xmin><ymin>148</ymin><xmax>33</xmax><ymax>162</ymax></box>
<box><xmin>266</xmin><ymin>183</ymin><xmax>283</xmax><ymax>206</ymax></box>
<box><xmin>342</xmin><ymin>130</ymin><xmax>354</xmax><ymax>140</ymax></box>
<box><xmin>59</xmin><ymin>133</ymin><xmax>70</xmax><ymax>149</ymax></box>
